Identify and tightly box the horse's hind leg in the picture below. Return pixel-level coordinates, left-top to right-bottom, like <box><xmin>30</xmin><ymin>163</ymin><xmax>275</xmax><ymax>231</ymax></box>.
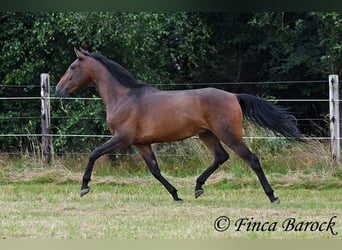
<box><xmin>229</xmin><ymin>141</ymin><xmax>280</xmax><ymax>204</ymax></box>
<box><xmin>136</xmin><ymin>144</ymin><xmax>182</xmax><ymax>202</ymax></box>
<box><xmin>195</xmin><ymin>131</ymin><xmax>229</xmax><ymax>199</ymax></box>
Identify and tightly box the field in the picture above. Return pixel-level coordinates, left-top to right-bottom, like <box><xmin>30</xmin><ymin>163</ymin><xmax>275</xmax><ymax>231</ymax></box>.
<box><xmin>0</xmin><ymin>175</ymin><xmax>341</xmax><ymax>239</ymax></box>
<box><xmin>0</xmin><ymin>138</ymin><xmax>342</xmax><ymax>239</ymax></box>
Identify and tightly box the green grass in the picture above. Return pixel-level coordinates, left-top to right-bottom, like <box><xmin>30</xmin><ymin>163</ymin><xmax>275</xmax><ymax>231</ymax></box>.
<box><xmin>0</xmin><ymin>179</ymin><xmax>341</xmax><ymax>239</ymax></box>
<box><xmin>1</xmin><ymin>132</ymin><xmax>342</xmax><ymax>239</ymax></box>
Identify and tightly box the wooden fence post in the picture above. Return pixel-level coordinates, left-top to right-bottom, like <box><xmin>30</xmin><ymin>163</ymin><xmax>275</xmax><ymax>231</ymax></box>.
<box><xmin>329</xmin><ymin>74</ymin><xmax>340</xmax><ymax>166</ymax></box>
<box><xmin>41</xmin><ymin>73</ymin><xmax>52</xmax><ymax>166</ymax></box>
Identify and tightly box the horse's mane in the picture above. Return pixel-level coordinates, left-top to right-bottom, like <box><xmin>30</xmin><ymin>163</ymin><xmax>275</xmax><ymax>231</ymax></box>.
<box><xmin>82</xmin><ymin>49</ymin><xmax>144</xmax><ymax>89</ymax></box>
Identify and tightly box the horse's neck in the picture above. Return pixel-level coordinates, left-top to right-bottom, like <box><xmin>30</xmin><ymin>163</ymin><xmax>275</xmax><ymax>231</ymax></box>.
<box><xmin>93</xmin><ymin>74</ymin><xmax>130</xmax><ymax>108</ymax></box>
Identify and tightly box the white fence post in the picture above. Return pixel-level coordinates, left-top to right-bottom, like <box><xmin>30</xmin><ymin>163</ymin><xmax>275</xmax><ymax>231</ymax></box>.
<box><xmin>41</xmin><ymin>73</ymin><xmax>52</xmax><ymax>166</ymax></box>
<box><xmin>329</xmin><ymin>74</ymin><xmax>340</xmax><ymax>166</ymax></box>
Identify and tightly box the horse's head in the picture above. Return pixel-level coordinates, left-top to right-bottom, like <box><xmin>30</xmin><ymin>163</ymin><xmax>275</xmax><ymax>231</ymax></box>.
<box><xmin>56</xmin><ymin>47</ymin><xmax>92</xmax><ymax>97</ymax></box>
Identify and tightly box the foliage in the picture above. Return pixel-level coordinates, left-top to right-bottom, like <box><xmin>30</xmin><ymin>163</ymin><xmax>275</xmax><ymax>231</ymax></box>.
<box><xmin>0</xmin><ymin>12</ymin><xmax>212</xmax><ymax>152</ymax></box>
<box><xmin>0</xmin><ymin>12</ymin><xmax>341</xmax><ymax>152</ymax></box>
<box><xmin>315</xmin><ymin>12</ymin><xmax>342</xmax><ymax>76</ymax></box>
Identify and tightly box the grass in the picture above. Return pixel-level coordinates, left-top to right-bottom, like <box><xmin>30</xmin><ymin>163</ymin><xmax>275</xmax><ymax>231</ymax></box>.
<box><xmin>0</xmin><ymin>179</ymin><xmax>341</xmax><ymax>239</ymax></box>
<box><xmin>0</xmin><ymin>158</ymin><xmax>341</xmax><ymax>239</ymax></box>
<box><xmin>1</xmin><ymin>126</ymin><xmax>342</xmax><ymax>239</ymax></box>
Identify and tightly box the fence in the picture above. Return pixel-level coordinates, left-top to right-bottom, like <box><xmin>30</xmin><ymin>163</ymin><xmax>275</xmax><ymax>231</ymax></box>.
<box><xmin>0</xmin><ymin>74</ymin><xmax>340</xmax><ymax>166</ymax></box>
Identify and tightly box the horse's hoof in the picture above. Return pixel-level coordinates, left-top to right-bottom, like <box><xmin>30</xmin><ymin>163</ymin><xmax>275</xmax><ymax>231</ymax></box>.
<box><xmin>80</xmin><ymin>188</ymin><xmax>90</xmax><ymax>197</ymax></box>
<box><xmin>271</xmin><ymin>197</ymin><xmax>280</xmax><ymax>204</ymax></box>
<box><xmin>195</xmin><ymin>189</ymin><xmax>204</xmax><ymax>199</ymax></box>
<box><xmin>174</xmin><ymin>198</ymin><xmax>183</xmax><ymax>203</ymax></box>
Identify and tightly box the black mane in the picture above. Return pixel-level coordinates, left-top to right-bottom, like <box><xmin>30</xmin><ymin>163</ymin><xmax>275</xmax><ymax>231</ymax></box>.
<box><xmin>82</xmin><ymin>49</ymin><xmax>143</xmax><ymax>88</ymax></box>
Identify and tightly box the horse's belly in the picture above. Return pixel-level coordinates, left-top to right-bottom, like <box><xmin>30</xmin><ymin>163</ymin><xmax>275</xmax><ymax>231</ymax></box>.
<box><xmin>133</xmin><ymin>115</ymin><xmax>205</xmax><ymax>144</ymax></box>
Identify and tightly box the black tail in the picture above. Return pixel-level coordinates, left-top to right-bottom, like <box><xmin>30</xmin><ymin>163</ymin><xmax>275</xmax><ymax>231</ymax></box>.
<box><xmin>236</xmin><ymin>94</ymin><xmax>302</xmax><ymax>141</ymax></box>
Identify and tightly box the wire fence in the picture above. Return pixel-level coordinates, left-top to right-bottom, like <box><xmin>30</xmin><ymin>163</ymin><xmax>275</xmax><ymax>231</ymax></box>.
<box><xmin>0</xmin><ymin>79</ymin><xmax>338</xmax><ymax>156</ymax></box>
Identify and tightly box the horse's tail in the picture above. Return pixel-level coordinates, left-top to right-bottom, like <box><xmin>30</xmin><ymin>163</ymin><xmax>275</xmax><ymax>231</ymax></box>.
<box><xmin>236</xmin><ymin>94</ymin><xmax>302</xmax><ymax>141</ymax></box>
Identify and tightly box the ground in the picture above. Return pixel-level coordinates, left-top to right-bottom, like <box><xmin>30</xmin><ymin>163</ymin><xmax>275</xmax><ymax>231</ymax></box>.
<box><xmin>0</xmin><ymin>172</ymin><xmax>341</xmax><ymax>239</ymax></box>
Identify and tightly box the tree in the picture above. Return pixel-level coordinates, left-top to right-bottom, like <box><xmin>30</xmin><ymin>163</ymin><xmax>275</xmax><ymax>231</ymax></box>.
<box><xmin>315</xmin><ymin>12</ymin><xmax>342</xmax><ymax>76</ymax></box>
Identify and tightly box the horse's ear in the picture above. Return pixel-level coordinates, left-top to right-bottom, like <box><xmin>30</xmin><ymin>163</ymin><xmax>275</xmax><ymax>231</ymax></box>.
<box><xmin>74</xmin><ymin>47</ymin><xmax>85</xmax><ymax>59</ymax></box>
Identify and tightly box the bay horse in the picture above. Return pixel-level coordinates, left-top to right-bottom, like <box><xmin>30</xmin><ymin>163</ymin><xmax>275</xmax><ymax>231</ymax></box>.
<box><xmin>56</xmin><ymin>48</ymin><xmax>301</xmax><ymax>204</ymax></box>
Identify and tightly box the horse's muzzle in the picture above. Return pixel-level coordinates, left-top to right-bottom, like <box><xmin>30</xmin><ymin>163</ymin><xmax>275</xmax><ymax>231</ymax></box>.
<box><xmin>56</xmin><ymin>85</ymin><xmax>67</xmax><ymax>97</ymax></box>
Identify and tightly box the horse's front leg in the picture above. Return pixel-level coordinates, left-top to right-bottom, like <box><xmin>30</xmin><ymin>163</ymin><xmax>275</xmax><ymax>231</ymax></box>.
<box><xmin>136</xmin><ymin>144</ymin><xmax>182</xmax><ymax>202</ymax></box>
<box><xmin>81</xmin><ymin>136</ymin><xmax>128</xmax><ymax>197</ymax></box>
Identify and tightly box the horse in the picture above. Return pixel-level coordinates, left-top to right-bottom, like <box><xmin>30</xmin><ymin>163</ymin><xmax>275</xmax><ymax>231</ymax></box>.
<box><xmin>56</xmin><ymin>48</ymin><xmax>302</xmax><ymax>204</ymax></box>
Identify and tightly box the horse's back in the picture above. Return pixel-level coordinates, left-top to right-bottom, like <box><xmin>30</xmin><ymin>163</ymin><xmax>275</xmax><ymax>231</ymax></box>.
<box><xmin>197</xmin><ymin>87</ymin><xmax>238</xmax><ymax>105</ymax></box>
